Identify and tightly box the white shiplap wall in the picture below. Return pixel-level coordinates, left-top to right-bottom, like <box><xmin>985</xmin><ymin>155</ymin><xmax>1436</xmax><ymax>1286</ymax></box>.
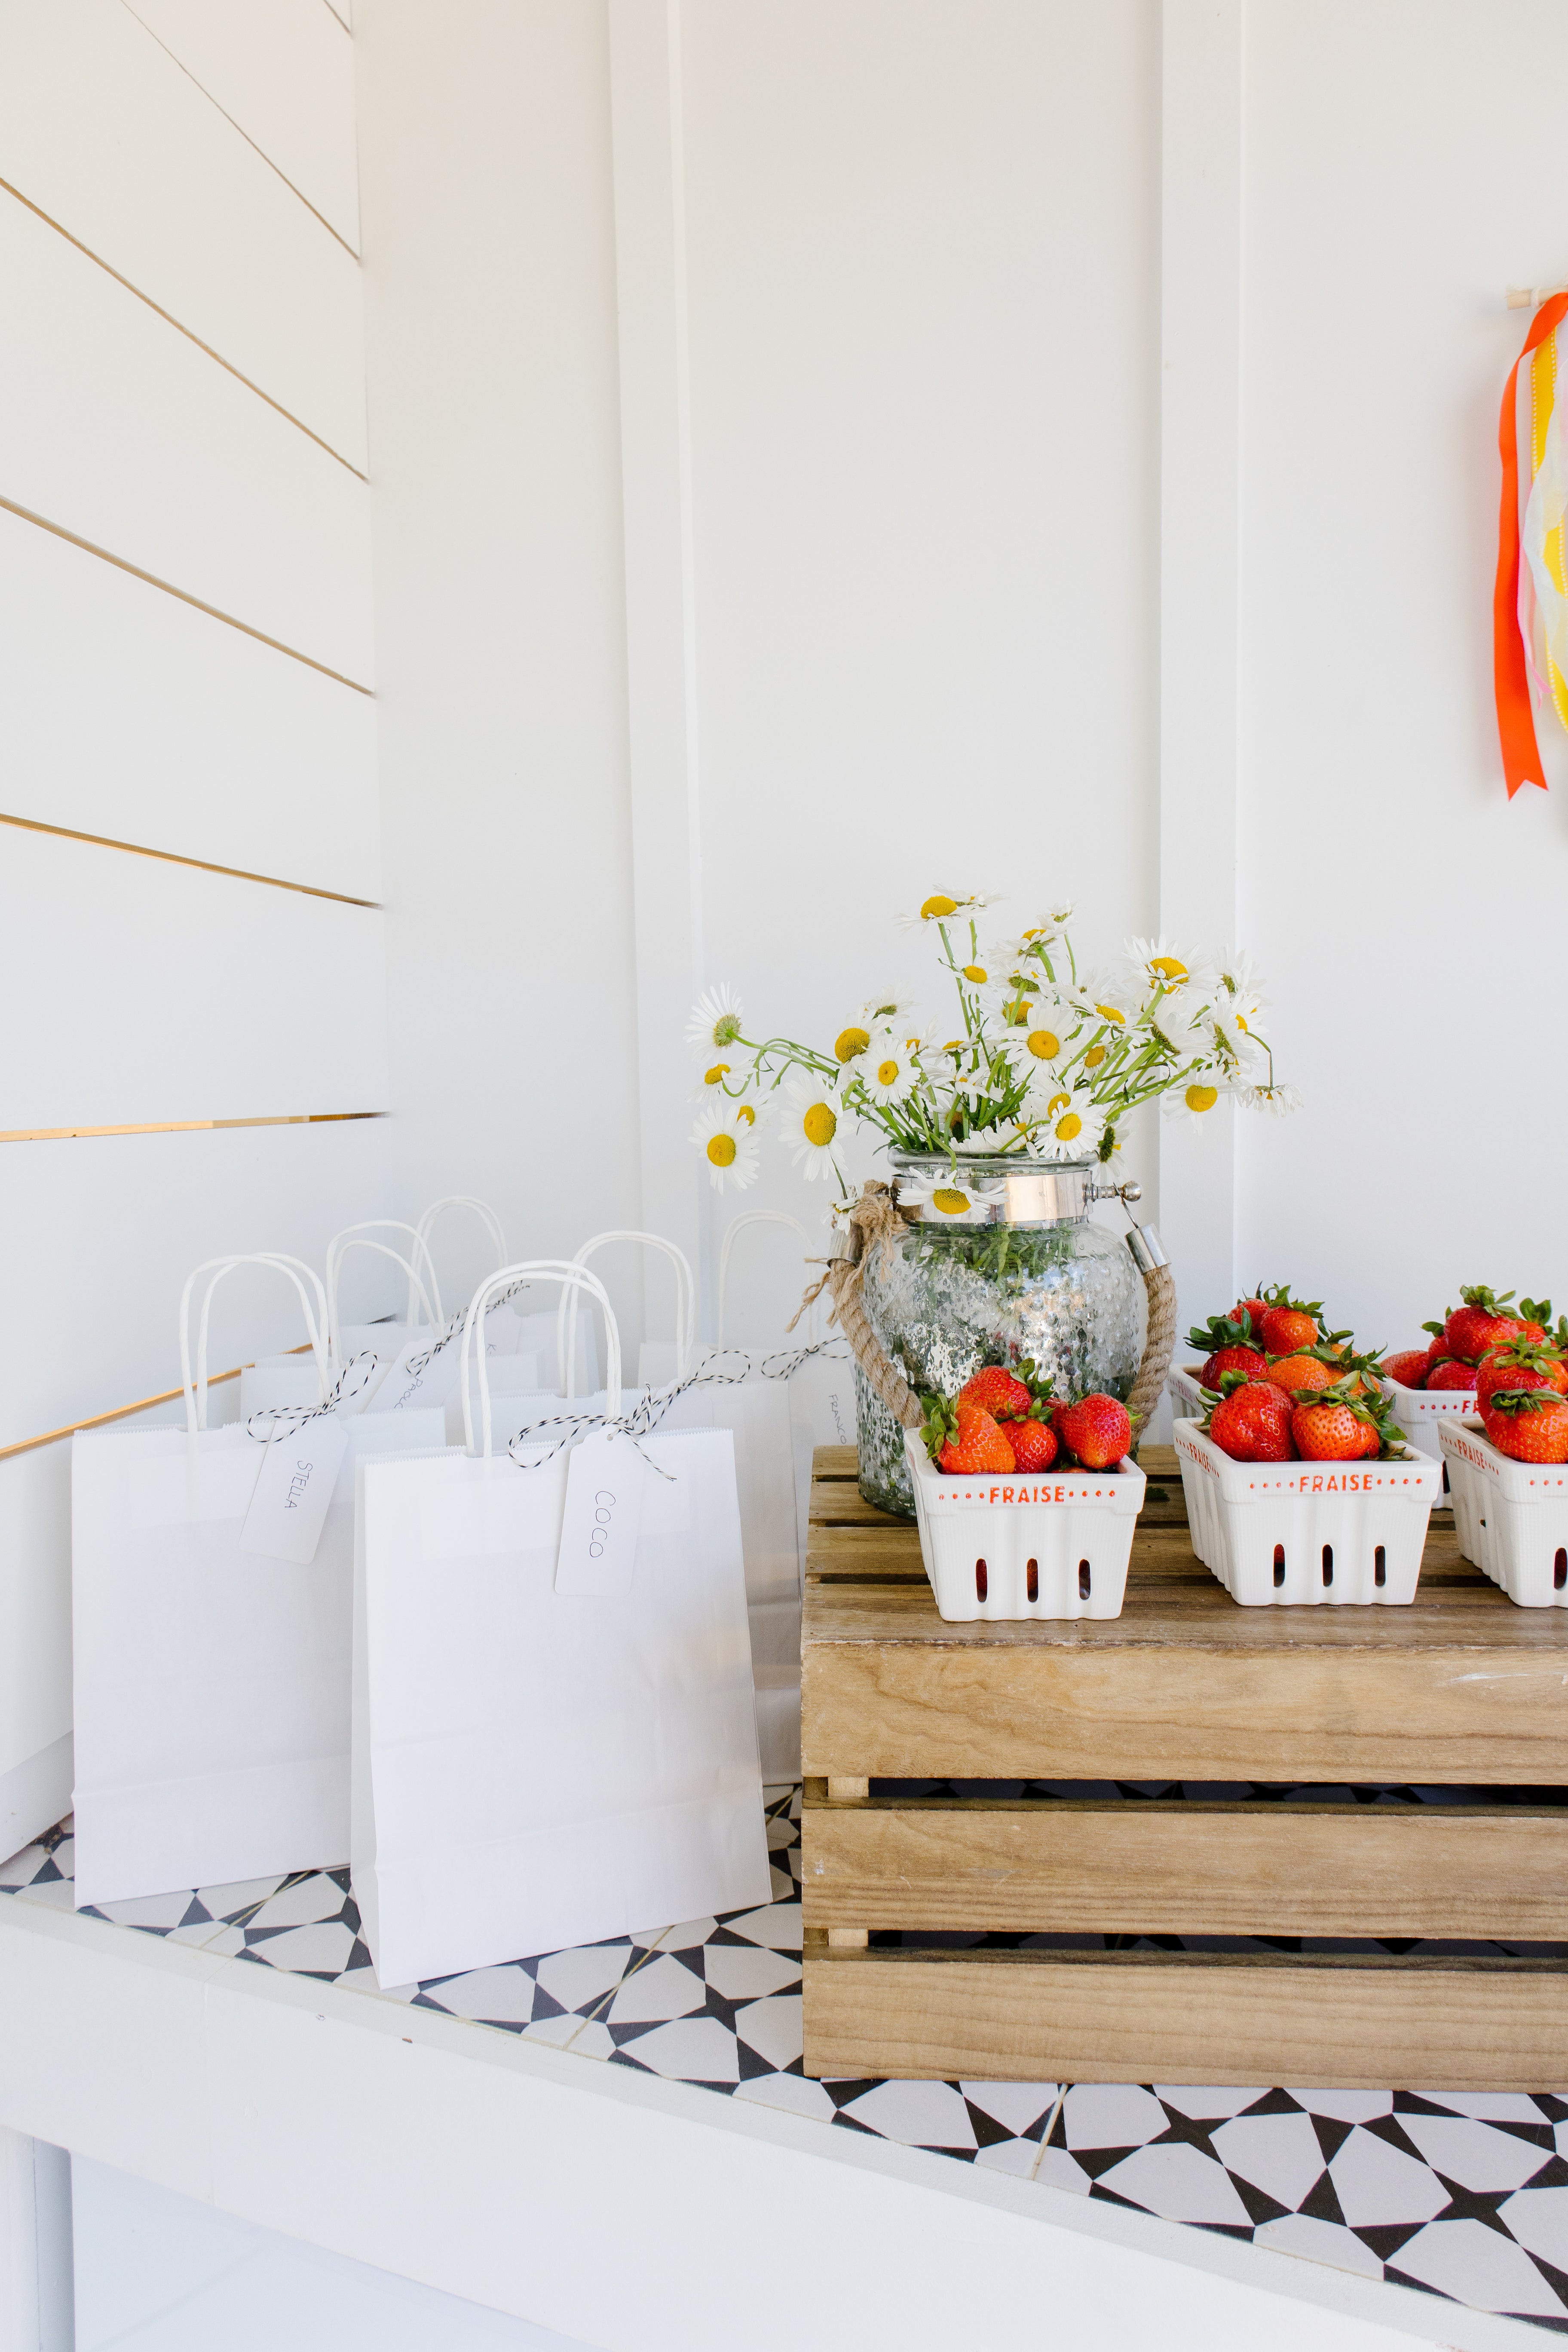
<box><xmin>0</xmin><ymin>0</ymin><xmax>386</xmax><ymax>1855</ymax></box>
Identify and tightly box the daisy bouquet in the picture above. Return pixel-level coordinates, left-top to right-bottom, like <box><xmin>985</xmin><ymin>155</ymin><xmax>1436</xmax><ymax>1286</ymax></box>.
<box><xmin>687</xmin><ymin>891</ymin><xmax>1295</xmax><ymax>1194</ymax></box>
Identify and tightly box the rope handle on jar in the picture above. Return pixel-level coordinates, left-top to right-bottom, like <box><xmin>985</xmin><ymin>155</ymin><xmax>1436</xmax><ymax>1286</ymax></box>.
<box><xmin>796</xmin><ymin>1180</ymin><xmax>1177</xmax><ymax>1438</ymax></box>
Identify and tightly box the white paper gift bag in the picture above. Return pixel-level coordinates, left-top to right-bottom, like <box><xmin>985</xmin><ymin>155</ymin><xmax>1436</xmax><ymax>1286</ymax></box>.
<box><xmin>352</xmin><ymin>1262</ymin><xmax>768</xmax><ymax>1987</ymax></box>
<box><xmin>241</xmin><ymin>1230</ymin><xmax>444</xmax><ymax>1420</ymax></box>
<box><xmin>72</xmin><ymin>1255</ymin><xmax>445</xmax><ymax>1906</ymax></box>
<box><xmin>328</xmin><ymin>1219</ymin><xmax>445</xmax><ymax>1366</ymax></box>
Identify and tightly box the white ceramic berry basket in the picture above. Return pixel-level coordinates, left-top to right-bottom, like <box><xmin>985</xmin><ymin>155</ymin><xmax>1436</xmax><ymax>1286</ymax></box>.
<box><xmin>1173</xmin><ymin>1421</ymin><xmax>1442</xmax><ymax>1606</ymax></box>
<box><xmin>1438</xmin><ymin>1418</ymin><xmax>1568</xmax><ymax>1607</ymax></box>
<box><xmin>901</xmin><ymin>1430</ymin><xmax>1145</xmax><ymax>1621</ymax></box>
<box><xmin>1379</xmin><ymin>1374</ymin><xmax>1475</xmax><ymax>1492</ymax></box>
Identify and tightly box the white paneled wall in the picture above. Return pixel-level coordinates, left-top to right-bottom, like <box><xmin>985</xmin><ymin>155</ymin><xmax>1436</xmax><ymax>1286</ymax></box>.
<box><xmin>0</xmin><ymin>2</ymin><xmax>384</xmax><ymax>1848</ymax></box>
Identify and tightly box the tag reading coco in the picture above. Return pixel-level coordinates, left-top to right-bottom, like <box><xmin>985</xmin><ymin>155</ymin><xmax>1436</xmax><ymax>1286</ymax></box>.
<box><xmin>239</xmin><ymin>1414</ymin><xmax>349</xmax><ymax>1564</ymax></box>
<box><xmin>553</xmin><ymin>1428</ymin><xmax>648</xmax><ymax>1597</ymax></box>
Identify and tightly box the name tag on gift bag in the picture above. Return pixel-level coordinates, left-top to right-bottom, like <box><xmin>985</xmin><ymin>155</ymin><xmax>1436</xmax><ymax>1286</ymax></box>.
<box><xmin>554</xmin><ymin>1428</ymin><xmax>648</xmax><ymax>1597</ymax></box>
<box><xmin>240</xmin><ymin>1415</ymin><xmax>350</xmax><ymax>1564</ymax></box>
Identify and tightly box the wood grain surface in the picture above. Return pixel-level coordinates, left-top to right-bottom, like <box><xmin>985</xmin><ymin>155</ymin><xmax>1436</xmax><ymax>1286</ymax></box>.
<box><xmin>799</xmin><ymin>1796</ymin><xmax>1568</xmax><ymax>1937</ymax></box>
<box><xmin>802</xmin><ymin>1948</ymin><xmax>1568</xmax><ymax>2086</ymax></box>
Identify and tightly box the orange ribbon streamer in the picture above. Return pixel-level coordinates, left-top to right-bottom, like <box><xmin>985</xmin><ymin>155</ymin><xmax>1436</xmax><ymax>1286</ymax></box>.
<box><xmin>1496</xmin><ymin>291</ymin><xmax>1568</xmax><ymax>798</ymax></box>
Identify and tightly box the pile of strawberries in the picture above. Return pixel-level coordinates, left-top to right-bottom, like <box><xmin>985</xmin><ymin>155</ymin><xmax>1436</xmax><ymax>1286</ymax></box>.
<box><xmin>1188</xmin><ymin>1283</ymin><xmax>1401</xmax><ymax>1464</ymax></box>
<box><xmin>921</xmin><ymin>1362</ymin><xmax>1133</xmax><ymax>1476</ymax></box>
<box><xmin>1383</xmin><ymin>1286</ymin><xmax>1568</xmax><ymax>1463</ymax></box>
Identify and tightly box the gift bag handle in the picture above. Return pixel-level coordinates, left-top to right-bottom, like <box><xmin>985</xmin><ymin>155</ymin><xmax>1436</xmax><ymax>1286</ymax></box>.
<box><xmin>409</xmin><ymin>1196</ymin><xmax>509</xmax><ymax>1323</ymax></box>
<box><xmin>717</xmin><ymin>1212</ymin><xmax>813</xmax><ymax>1347</ymax></box>
<box><xmin>180</xmin><ymin>1254</ymin><xmax>330</xmax><ymax>1433</ymax></box>
<box><xmin>327</xmin><ymin>1240</ymin><xmax>440</xmax><ymax>1365</ymax></box>
<box><xmin>558</xmin><ymin>1231</ymin><xmax>695</xmax><ymax>1391</ymax></box>
<box><xmin>461</xmin><ymin>1261</ymin><xmax>620</xmax><ymax>1461</ymax></box>
<box><xmin>327</xmin><ymin>1220</ymin><xmax>444</xmax><ymax>1334</ymax></box>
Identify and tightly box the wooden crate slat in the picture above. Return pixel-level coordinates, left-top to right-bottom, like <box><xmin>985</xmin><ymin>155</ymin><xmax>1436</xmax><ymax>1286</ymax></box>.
<box><xmin>800</xmin><ymin>1798</ymin><xmax>1568</xmax><ymax>1938</ymax></box>
<box><xmin>801</xmin><ymin>1948</ymin><xmax>1568</xmax><ymax>2086</ymax></box>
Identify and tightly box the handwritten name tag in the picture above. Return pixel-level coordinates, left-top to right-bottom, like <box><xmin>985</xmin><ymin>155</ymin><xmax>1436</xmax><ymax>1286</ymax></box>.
<box><xmin>239</xmin><ymin>1415</ymin><xmax>349</xmax><ymax>1563</ymax></box>
<box><xmin>553</xmin><ymin>1429</ymin><xmax>647</xmax><ymax>1597</ymax></box>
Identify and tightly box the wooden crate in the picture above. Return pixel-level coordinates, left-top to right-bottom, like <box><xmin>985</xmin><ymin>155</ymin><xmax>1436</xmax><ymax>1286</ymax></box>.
<box><xmin>800</xmin><ymin>1444</ymin><xmax>1568</xmax><ymax>2087</ymax></box>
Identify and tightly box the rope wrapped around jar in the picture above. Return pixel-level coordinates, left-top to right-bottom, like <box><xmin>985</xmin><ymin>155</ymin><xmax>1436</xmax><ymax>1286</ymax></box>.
<box><xmin>793</xmin><ymin>1180</ymin><xmax>1177</xmax><ymax>1438</ymax></box>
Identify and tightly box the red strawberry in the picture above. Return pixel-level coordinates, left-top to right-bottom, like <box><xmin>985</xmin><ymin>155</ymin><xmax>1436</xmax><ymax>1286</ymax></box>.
<box><xmin>1381</xmin><ymin>1350</ymin><xmax>1430</xmax><ymax>1391</ymax></box>
<box><xmin>1007</xmin><ymin>1416</ymin><xmax>1058</xmax><ymax>1473</ymax></box>
<box><xmin>1445</xmin><ymin>1285</ymin><xmax>1527</xmax><ymax>1365</ymax></box>
<box><xmin>1426</xmin><ymin>1339</ymin><xmax>1454</xmax><ymax>1370</ymax></box>
<box><xmin>1476</xmin><ymin>1342</ymin><xmax>1568</xmax><ymax>1411</ymax></box>
<box><xmin>1234</xmin><ymin>1295</ymin><xmax>1269</xmax><ymax>1328</ymax></box>
<box><xmin>1426</xmin><ymin>1360</ymin><xmax>1478</xmax><ymax>1393</ymax></box>
<box><xmin>1482</xmin><ymin>1390</ymin><xmax>1568</xmax><ymax>1464</ymax></box>
<box><xmin>958</xmin><ymin>1365</ymin><xmax>1032</xmax><ymax>1421</ymax></box>
<box><xmin>935</xmin><ymin>1400</ymin><xmax>1016</xmax><ymax>1476</ymax></box>
<box><xmin>1208</xmin><ymin>1379</ymin><xmax>1296</xmax><ymax>1462</ymax></box>
<box><xmin>1260</xmin><ymin>1304</ymin><xmax>1319</xmax><ymax>1355</ymax></box>
<box><xmin>1201</xmin><ymin>1343</ymin><xmax>1269</xmax><ymax>1387</ymax></box>
<box><xmin>1292</xmin><ymin>1398</ymin><xmax>1371</xmax><ymax>1461</ymax></box>
<box><xmin>1265</xmin><ymin>1353</ymin><xmax>1333</xmax><ymax>1398</ymax></box>
<box><xmin>1055</xmin><ymin>1393</ymin><xmax>1133</xmax><ymax>1470</ymax></box>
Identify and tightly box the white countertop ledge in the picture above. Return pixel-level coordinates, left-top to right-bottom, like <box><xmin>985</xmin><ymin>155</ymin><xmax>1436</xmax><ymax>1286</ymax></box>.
<box><xmin>0</xmin><ymin>1891</ymin><xmax>1543</xmax><ymax>2352</ymax></box>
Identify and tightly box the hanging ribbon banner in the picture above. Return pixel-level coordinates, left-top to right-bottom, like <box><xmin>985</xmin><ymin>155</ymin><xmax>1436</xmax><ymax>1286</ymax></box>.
<box><xmin>1495</xmin><ymin>291</ymin><xmax>1568</xmax><ymax>798</ymax></box>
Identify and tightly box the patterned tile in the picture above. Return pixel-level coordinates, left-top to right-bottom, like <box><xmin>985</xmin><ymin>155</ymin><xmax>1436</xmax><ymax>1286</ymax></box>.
<box><xmin>11</xmin><ymin>1788</ymin><xmax>1568</xmax><ymax>2334</ymax></box>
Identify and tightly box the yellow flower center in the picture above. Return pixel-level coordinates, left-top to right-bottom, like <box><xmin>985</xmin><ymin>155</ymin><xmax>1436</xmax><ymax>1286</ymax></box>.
<box><xmin>802</xmin><ymin>1103</ymin><xmax>837</xmax><ymax>1147</ymax></box>
<box><xmin>1022</xmin><ymin>927</ymin><xmax>1044</xmax><ymax>942</ymax></box>
<box><xmin>1026</xmin><ymin>1029</ymin><xmax>1060</xmax><ymax>1060</ymax></box>
<box><xmin>876</xmin><ymin>1059</ymin><xmax>900</xmax><ymax>1086</ymax></box>
<box><xmin>703</xmin><ymin>1062</ymin><xmax>730</xmax><ymax>1087</ymax></box>
<box><xmin>1047</xmin><ymin>1092</ymin><xmax>1071</xmax><ymax>1118</ymax></box>
<box><xmin>962</xmin><ymin>964</ymin><xmax>987</xmax><ymax>983</ymax></box>
<box><xmin>1185</xmin><ymin>1084</ymin><xmax>1219</xmax><ymax>1115</ymax></box>
<box><xmin>920</xmin><ymin>894</ymin><xmax>959</xmax><ymax>920</ymax></box>
<box><xmin>706</xmin><ymin>1134</ymin><xmax>737</xmax><ymax>1167</ymax></box>
<box><xmin>944</xmin><ymin>1039</ymin><xmax>964</xmax><ymax>1053</ymax></box>
<box><xmin>1095</xmin><ymin>1004</ymin><xmax>1126</xmax><ymax>1026</ymax></box>
<box><xmin>932</xmin><ymin>1188</ymin><xmax>970</xmax><ymax>1215</ymax></box>
<box><xmin>1150</xmin><ymin>956</ymin><xmax>1188</xmax><ymax>982</ymax></box>
<box><xmin>735</xmin><ymin>1104</ymin><xmax>756</xmax><ymax>1125</ymax></box>
<box><xmin>834</xmin><ymin>1027</ymin><xmax>870</xmax><ymax>1063</ymax></box>
<box><xmin>1001</xmin><ymin>997</ymin><xmax>1032</xmax><ymax>1026</ymax></box>
<box><xmin>1083</xmin><ymin>1044</ymin><xmax>1106</xmax><ymax>1069</ymax></box>
<box><xmin>1054</xmin><ymin>1112</ymin><xmax>1083</xmax><ymax>1141</ymax></box>
<box><xmin>1236</xmin><ymin>1014</ymin><xmax>1249</xmax><ymax>1032</ymax></box>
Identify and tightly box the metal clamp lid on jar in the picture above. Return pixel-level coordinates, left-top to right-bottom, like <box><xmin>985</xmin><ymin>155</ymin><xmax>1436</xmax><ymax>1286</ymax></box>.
<box><xmin>889</xmin><ymin>1159</ymin><xmax>1146</xmax><ymax>1230</ymax></box>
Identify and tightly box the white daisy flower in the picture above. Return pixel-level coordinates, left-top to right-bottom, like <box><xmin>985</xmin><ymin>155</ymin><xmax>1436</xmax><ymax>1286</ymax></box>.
<box><xmin>685</xmin><ymin>982</ymin><xmax>746</xmax><ymax>1054</ymax></box>
<box><xmin>859</xmin><ymin>990</ymin><xmax>917</xmax><ymax>1025</ymax></box>
<box><xmin>1121</xmin><ymin>935</ymin><xmax>1210</xmax><ymax>1000</ymax></box>
<box><xmin>831</xmin><ymin>1020</ymin><xmax>874</xmax><ymax>1066</ymax></box>
<box><xmin>1161</xmin><ymin>1078</ymin><xmax>1234</xmax><ymax>1131</ymax></box>
<box><xmin>1204</xmin><ymin>1008</ymin><xmax>1264</xmax><ymax>1077</ymax></box>
<box><xmin>896</xmin><ymin>1171</ymin><xmax>1009</xmax><ymax>1219</ymax></box>
<box><xmin>781</xmin><ymin>1071</ymin><xmax>843</xmax><ymax>1179</ymax></box>
<box><xmin>894</xmin><ymin>888</ymin><xmax>1001</xmax><ymax>931</ymax></box>
<box><xmin>1237</xmin><ymin>1078</ymin><xmax>1302</xmax><ymax>1117</ymax></box>
<box><xmin>855</xmin><ymin>1033</ymin><xmax>918</xmax><ymax>1107</ymax></box>
<box><xmin>1075</xmin><ymin>971</ymin><xmax>1141</xmax><ymax>1031</ymax></box>
<box><xmin>692</xmin><ymin>1052</ymin><xmax>748</xmax><ymax>1100</ymax></box>
<box><xmin>691</xmin><ymin>1101</ymin><xmax>762</xmax><ymax>1191</ymax></box>
<box><xmin>1006</xmin><ymin>992</ymin><xmax>1079</xmax><ymax>1076</ymax></box>
<box><xmin>1209</xmin><ymin>948</ymin><xmax>1268</xmax><ymax>1017</ymax></box>
<box><xmin>1032</xmin><ymin>1090</ymin><xmax>1105</xmax><ymax>1161</ymax></box>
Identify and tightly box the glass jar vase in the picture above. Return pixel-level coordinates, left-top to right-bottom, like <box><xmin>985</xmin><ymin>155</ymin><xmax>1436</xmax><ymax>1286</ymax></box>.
<box><xmin>853</xmin><ymin>1153</ymin><xmax>1142</xmax><ymax>1517</ymax></box>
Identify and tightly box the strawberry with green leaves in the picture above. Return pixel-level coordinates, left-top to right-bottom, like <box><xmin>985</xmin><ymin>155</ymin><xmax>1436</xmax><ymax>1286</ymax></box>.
<box><xmin>1186</xmin><ymin>1310</ymin><xmax>1268</xmax><ymax>1390</ymax></box>
<box><xmin>1255</xmin><ymin>1283</ymin><xmax>1325</xmax><ymax>1357</ymax></box>
<box><xmin>921</xmin><ymin>1395</ymin><xmax>1016</xmax><ymax>1476</ymax></box>
<box><xmin>1204</xmin><ymin>1369</ymin><xmax>1296</xmax><ymax>1462</ymax></box>
<box><xmin>1481</xmin><ymin>1387</ymin><xmax>1568</xmax><ymax>1465</ymax></box>
<box><xmin>1291</xmin><ymin>1376</ymin><xmax>1406</xmax><ymax>1463</ymax></box>
<box><xmin>1476</xmin><ymin>1339</ymin><xmax>1568</xmax><ymax>1412</ymax></box>
<box><xmin>957</xmin><ymin>1365</ymin><xmax>1033</xmax><ymax>1422</ymax></box>
<box><xmin>1054</xmin><ymin>1393</ymin><xmax>1132</xmax><ymax>1470</ymax></box>
<box><xmin>1444</xmin><ymin>1285</ymin><xmax>1530</xmax><ymax>1366</ymax></box>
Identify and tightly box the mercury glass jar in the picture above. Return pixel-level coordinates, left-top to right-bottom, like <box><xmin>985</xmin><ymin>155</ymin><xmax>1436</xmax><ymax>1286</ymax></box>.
<box><xmin>853</xmin><ymin>1153</ymin><xmax>1143</xmax><ymax>1517</ymax></box>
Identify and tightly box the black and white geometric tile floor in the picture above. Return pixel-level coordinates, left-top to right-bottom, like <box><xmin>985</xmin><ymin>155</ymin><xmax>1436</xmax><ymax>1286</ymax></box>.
<box><xmin>8</xmin><ymin>1785</ymin><xmax>1568</xmax><ymax>2334</ymax></box>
